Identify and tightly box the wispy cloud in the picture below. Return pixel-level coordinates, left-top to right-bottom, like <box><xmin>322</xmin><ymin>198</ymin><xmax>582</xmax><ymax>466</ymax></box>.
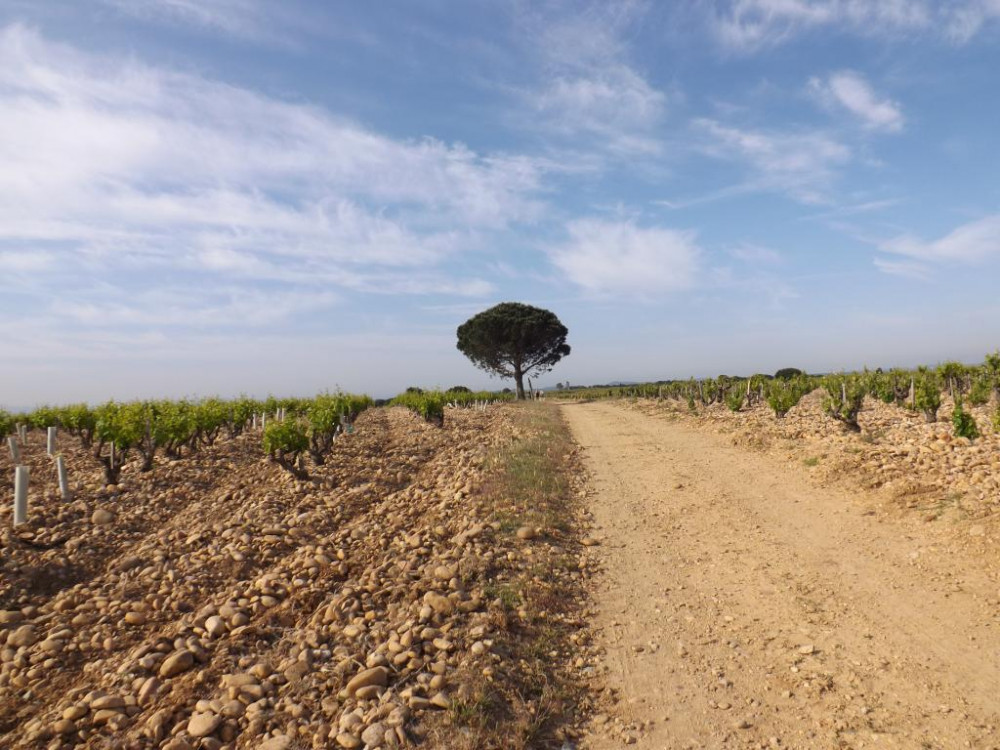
<box><xmin>694</xmin><ymin>118</ymin><xmax>850</xmax><ymax>203</ymax></box>
<box><xmin>548</xmin><ymin>219</ymin><xmax>700</xmax><ymax>295</ymax></box>
<box><xmin>0</xmin><ymin>23</ymin><xmax>541</xmax><ymax>331</ymax></box>
<box><xmin>709</xmin><ymin>0</ymin><xmax>1000</xmax><ymax>50</ymax></box>
<box><xmin>517</xmin><ymin>1</ymin><xmax>668</xmax><ymax>156</ymax></box>
<box><xmin>710</xmin><ymin>0</ymin><xmax>930</xmax><ymax>51</ymax></box>
<box><xmin>98</xmin><ymin>0</ymin><xmax>314</xmax><ymax>44</ymax></box>
<box><xmin>873</xmin><ymin>257</ymin><xmax>931</xmax><ymax>280</ymax></box>
<box><xmin>945</xmin><ymin>0</ymin><xmax>1000</xmax><ymax>41</ymax></box>
<box><xmin>797</xmin><ymin>198</ymin><xmax>902</xmax><ymax>222</ymax></box>
<box><xmin>530</xmin><ymin>65</ymin><xmax>666</xmax><ymax>155</ymax></box>
<box><xmin>809</xmin><ymin>70</ymin><xmax>904</xmax><ymax>133</ymax></box>
<box><xmin>878</xmin><ymin>213</ymin><xmax>1000</xmax><ymax>263</ymax></box>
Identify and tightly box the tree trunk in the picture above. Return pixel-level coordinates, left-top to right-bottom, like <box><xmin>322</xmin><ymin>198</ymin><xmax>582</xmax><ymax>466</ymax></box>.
<box><xmin>514</xmin><ymin>369</ymin><xmax>526</xmax><ymax>400</ymax></box>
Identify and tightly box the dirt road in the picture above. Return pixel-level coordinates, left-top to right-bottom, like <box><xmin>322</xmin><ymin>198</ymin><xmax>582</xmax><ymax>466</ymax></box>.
<box><xmin>562</xmin><ymin>401</ymin><xmax>1000</xmax><ymax>749</ymax></box>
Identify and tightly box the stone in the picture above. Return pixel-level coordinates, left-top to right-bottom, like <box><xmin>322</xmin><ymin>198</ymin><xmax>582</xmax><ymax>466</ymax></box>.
<box><xmin>125</xmin><ymin>611</ymin><xmax>147</xmax><ymax>625</ymax></box>
<box><xmin>8</xmin><ymin>625</ymin><xmax>38</xmax><ymax>648</ymax></box>
<box><xmin>361</xmin><ymin>723</ymin><xmax>387</xmax><ymax>747</ymax></box>
<box><xmin>258</xmin><ymin>737</ymin><xmax>293</xmax><ymax>750</ymax></box>
<box><xmin>92</xmin><ymin>508</ymin><xmax>116</xmax><ymax>525</ymax></box>
<box><xmin>0</xmin><ymin>610</ymin><xmax>23</xmax><ymax>625</ymax></box>
<box><xmin>345</xmin><ymin>666</ymin><xmax>389</xmax><ymax>697</ymax></box>
<box><xmin>205</xmin><ymin>615</ymin><xmax>227</xmax><ymax>637</ymax></box>
<box><xmin>159</xmin><ymin>649</ymin><xmax>195</xmax><ymax>678</ymax></box>
<box><xmin>92</xmin><ymin>709</ymin><xmax>123</xmax><ymax>725</ymax></box>
<box><xmin>138</xmin><ymin>677</ymin><xmax>160</xmax><ymax>706</ymax></box>
<box><xmin>422</xmin><ymin>592</ymin><xmax>453</xmax><ymax>616</ymax></box>
<box><xmin>429</xmin><ymin>692</ymin><xmax>450</xmax><ymax>709</ymax></box>
<box><xmin>188</xmin><ymin>712</ymin><xmax>222</xmax><ymax>738</ymax></box>
<box><xmin>52</xmin><ymin>719</ymin><xmax>77</xmax><ymax>735</ymax></box>
<box><xmin>62</xmin><ymin>706</ymin><xmax>87</xmax><ymax>721</ymax></box>
<box><xmin>335</xmin><ymin>733</ymin><xmax>362</xmax><ymax>749</ymax></box>
<box><xmin>90</xmin><ymin>695</ymin><xmax>125</xmax><ymax>711</ymax></box>
<box><xmin>515</xmin><ymin>526</ymin><xmax>536</xmax><ymax>540</ymax></box>
<box><xmin>433</xmin><ymin>565</ymin><xmax>455</xmax><ymax>581</ymax></box>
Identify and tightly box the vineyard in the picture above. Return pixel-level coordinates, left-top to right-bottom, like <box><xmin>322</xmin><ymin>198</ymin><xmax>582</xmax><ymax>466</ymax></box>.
<box><xmin>0</xmin><ymin>391</ymin><xmax>586</xmax><ymax>750</ymax></box>
<box><xmin>3</xmin><ymin>354</ymin><xmax>1000</xmax><ymax>749</ymax></box>
<box><xmin>555</xmin><ymin>353</ymin><xmax>1000</xmax><ymax>527</ymax></box>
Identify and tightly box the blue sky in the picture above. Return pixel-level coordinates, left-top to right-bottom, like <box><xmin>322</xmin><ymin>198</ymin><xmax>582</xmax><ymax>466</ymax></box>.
<box><xmin>1</xmin><ymin>0</ymin><xmax>999</xmax><ymax>406</ymax></box>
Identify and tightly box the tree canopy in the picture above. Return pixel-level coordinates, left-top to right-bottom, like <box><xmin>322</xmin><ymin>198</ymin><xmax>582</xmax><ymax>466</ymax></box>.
<box><xmin>456</xmin><ymin>302</ymin><xmax>570</xmax><ymax>399</ymax></box>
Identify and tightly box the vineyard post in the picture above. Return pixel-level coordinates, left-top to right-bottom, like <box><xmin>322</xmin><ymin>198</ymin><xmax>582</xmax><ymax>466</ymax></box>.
<box><xmin>7</xmin><ymin>436</ymin><xmax>18</xmax><ymax>462</ymax></box>
<box><xmin>261</xmin><ymin>413</ymin><xmax>267</xmax><ymax>431</ymax></box>
<box><xmin>252</xmin><ymin>414</ymin><xmax>257</xmax><ymax>430</ymax></box>
<box><xmin>13</xmin><ymin>465</ymin><xmax>29</xmax><ymax>526</ymax></box>
<box><xmin>47</xmin><ymin>426</ymin><xmax>57</xmax><ymax>456</ymax></box>
<box><xmin>56</xmin><ymin>455</ymin><xmax>72</xmax><ymax>501</ymax></box>
<box><xmin>909</xmin><ymin>378</ymin><xmax>915</xmax><ymax>404</ymax></box>
<box><xmin>17</xmin><ymin>424</ymin><xmax>27</xmax><ymax>443</ymax></box>
<box><xmin>110</xmin><ymin>442</ymin><xmax>115</xmax><ymax>471</ymax></box>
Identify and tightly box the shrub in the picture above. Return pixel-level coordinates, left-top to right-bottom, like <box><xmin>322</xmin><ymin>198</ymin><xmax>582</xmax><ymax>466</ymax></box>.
<box><xmin>724</xmin><ymin>386</ymin><xmax>745</xmax><ymax>412</ymax></box>
<box><xmin>263</xmin><ymin>420</ymin><xmax>310</xmax><ymax>478</ymax></box>
<box><xmin>766</xmin><ymin>377</ymin><xmax>810</xmax><ymax>418</ymax></box>
<box><xmin>823</xmin><ymin>375</ymin><xmax>866</xmax><ymax>432</ymax></box>
<box><xmin>908</xmin><ymin>372</ymin><xmax>941</xmax><ymax>423</ymax></box>
<box><xmin>392</xmin><ymin>390</ymin><xmax>447</xmax><ymax>426</ymax></box>
<box><xmin>952</xmin><ymin>398</ymin><xmax>980</xmax><ymax>441</ymax></box>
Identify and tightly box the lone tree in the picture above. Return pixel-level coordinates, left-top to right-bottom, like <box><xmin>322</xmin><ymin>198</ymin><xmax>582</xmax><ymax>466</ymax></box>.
<box><xmin>456</xmin><ymin>302</ymin><xmax>570</xmax><ymax>400</ymax></box>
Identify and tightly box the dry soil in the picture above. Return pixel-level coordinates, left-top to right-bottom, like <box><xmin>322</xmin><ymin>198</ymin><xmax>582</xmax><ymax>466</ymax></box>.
<box><xmin>563</xmin><ymin>400</ymin><xmax>1000</xmax><ymax>749</ymax></box>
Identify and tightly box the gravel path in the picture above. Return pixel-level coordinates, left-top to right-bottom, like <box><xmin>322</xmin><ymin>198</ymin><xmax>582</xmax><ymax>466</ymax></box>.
<box><xmin>564</xmin><ymin>401</ymin><xmax>1000</xmax><ymax>749</ymax></box>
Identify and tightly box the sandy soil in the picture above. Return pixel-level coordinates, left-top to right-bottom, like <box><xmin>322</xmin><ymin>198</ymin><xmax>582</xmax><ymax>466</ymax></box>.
<box><xmin>563</xmin><ymin>401</ymin><xmax>1000</xmax><ymax>749</ymax></box>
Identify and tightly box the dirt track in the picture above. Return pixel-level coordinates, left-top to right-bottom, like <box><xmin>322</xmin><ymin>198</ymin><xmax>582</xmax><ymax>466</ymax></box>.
<box><xmin>563</xmin><ymin>401</ymin><xmax>1000</xmax><ymax>749</ymax></box>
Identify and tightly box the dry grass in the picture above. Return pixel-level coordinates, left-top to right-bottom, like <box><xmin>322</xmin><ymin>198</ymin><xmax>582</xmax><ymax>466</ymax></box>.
<box><xmin>426</xmin><ymin>402</ymin><xmax>591</xmax><ymax>749</ymax></box>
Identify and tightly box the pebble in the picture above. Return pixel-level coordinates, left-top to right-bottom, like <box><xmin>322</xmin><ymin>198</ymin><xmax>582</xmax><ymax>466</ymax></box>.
<box><xmin>345</xmin><ymin>666</ymin><xmax>389</xmax><ymax>697</ymax></box>
<box><xmin>188</xmin><ymin>712</ymin><xmax>222</xmax><ymax>738</ymax></box>
<box><xmin>160</xmin><ymin>650</ymin><xmax>195</xmax><ymax>678</ymax></box>
<box><xmin>91</xmin><ymin>508</ymin><xmax>116</xmax><ymax>525</ymax></box>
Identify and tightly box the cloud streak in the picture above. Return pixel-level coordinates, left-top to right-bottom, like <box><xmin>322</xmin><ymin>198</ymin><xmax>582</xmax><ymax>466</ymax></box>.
<box><xmin>809</xmin><ymin>71</ymin><xmax>904</xmax><ymax>133</ymax></box>
<box><xmin>878</xmin><ymin>214</ymin><xmax>1000</xmax><ymax>263</ymax></box>
<box><xmin>694</xmin><ymin>118</ymin><xmax>851</xmax><ymax>203</ymax></box>
<box><xmin>0</xmin><ymin>23</ymin><xmax>543</xmax><ymax>333</ymax></box>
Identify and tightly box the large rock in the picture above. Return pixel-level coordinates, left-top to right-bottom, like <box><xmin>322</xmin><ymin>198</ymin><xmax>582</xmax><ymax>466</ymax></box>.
<box><xmin>188</xmin><ymin>712</ymin><xmax>221</xmax><ymax>738</ymax></box>
<box><xmin>345</xmin><ymin>666</ymin><xmax>389</xmax><ymax>697</ymax></box>
<box><xmin>159</xmin><ymin>650</ymin><xmax>195</xmax><ymax>678</ymax></box>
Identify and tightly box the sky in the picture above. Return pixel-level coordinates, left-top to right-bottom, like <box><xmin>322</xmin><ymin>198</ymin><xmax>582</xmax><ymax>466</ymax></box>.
<box><xmin>1</xmin><ymin>0</ymin><xmax>999</xmax><ymax>407</ymax></box>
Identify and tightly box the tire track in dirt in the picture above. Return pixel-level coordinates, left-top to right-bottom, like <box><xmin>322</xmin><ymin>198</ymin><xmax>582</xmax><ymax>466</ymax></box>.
<box><xmin>564</xmin><ymin>401</ymin><xmax>1000</xmax><ymax>749</ymax></box>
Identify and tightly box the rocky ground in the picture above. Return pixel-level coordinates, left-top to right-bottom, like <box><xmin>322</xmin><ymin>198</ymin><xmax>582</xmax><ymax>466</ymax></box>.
<box><xmin>0</xmin><ymin>405</ymin><xmax>592</xmax><ymax>750</ymax></box>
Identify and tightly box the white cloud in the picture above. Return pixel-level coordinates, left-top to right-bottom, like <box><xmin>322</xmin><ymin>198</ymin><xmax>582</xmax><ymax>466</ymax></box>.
<box><xmin>809</xmin><ymin>71</ymin><xmax>904</xmax><ymax>132</ymax></box>
<box><xmin>0</xmin><ymin>23</ymin><xmax>543</xmax><ymax>315</ymax></box>
<box><xmin>518</xmin><ymin>1</ymin><xmax>667</xmax><ymax>156</ymax></box>
<box><xmin>532</xmin><ymin>65</ymin><xmax>666</xmax><ymax>155</ymax></box>
<box><xmin>549</xmin><ymin>219</ymin><xmax>700</xmax><ymax>295</ymax></box>
<box><xmin>710</xmin><ymin>0</ymin><xmax>1000</xmax><ymax>49</ymax></box>
<box><xmin>945</xmin><ymin>0</ymin><xmax>1000</xmax><ymax>41</ymax></box>
<box><xmin>694</xmin><ymin>118</ymin><xmax>850</xmax><ymax>203</ymax></box>
<box><xmin>99</xmin><ymin>0</ymin><xmax>304</xmax><ymax>42</ymax></box>
<box><xmin>878</xmin><ymin>214</ymin><xmax>1000</xmax><ymax>263</ymax></box>
<box><xmin>711</xmin><ymin>0</ymin><xmax>930</xmax><ymax>50</ymax></box>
